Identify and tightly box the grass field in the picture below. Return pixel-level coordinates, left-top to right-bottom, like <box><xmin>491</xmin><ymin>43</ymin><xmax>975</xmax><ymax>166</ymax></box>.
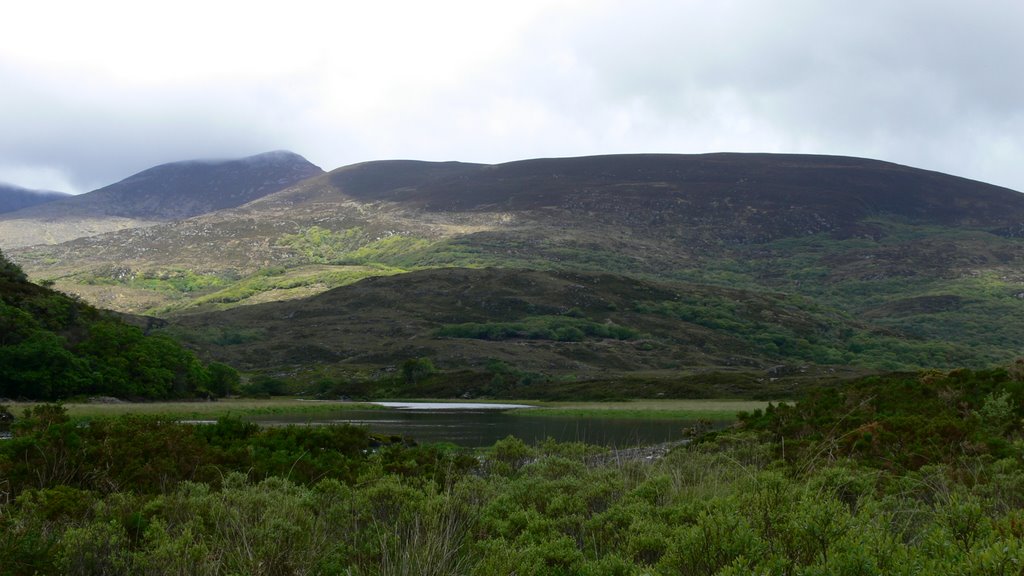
<box><xmin>3</xmin><ymin>397</ymin><xmax>776</xmax><ymax>420</ymax></box>
<box><xmin>517</xmin><ymin>399</ymin><xmax>778</xmax><ymax>419</ymax></box>
<box><xmin>2</xmin><ymin>398</ymin><xmax>383</xmax><ymax>419</ymax></box>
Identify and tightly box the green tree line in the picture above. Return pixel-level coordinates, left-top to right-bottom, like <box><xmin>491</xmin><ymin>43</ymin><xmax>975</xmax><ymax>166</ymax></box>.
<box><xmin>0</xmin><ymin>249</ymin><xmax>238</xmax><ymax>400</ymax></box>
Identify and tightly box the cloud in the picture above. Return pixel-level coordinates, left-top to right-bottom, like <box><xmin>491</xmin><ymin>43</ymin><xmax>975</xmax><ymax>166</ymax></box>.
<box><xmin>1</xmin><ymin>0</ymin><xmax>1022</xmax><ymax>193</ymax></box>
<box><xmin>0</xmin><ymin>163</ymin><xmax>77</xmax><ymax>194</ymax></box>
<box><xmin>0</xmin><ymin>56</ymin><xmax>305</xmax><ymax>192</ymax></box>
<box><xmin>0</xmin><ymin>0</ymin><xmax>572</xmax><ymax>191</ymax></box>
<box><xmin>535</xmin><ymin>0</ymin><xmax>1024</xmax><ymax>185</ymax></box>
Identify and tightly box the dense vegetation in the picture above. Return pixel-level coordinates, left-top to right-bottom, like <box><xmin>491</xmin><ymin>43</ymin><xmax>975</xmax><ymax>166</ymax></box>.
<box><xmin>74</xmin><ymin>216</ymin><xmax>1016</xmax><ymax>386</ymax></box>
<box><xmin>10</xmin><ymin>153</ymin><xmax>1024</xmax><ymax>384</ymax></box>
<box><xmin>0</xmin><ymin>249</ymin><xmax>238</xmax><ymax>400</ymax></box>
<box><xmin>437</xmin><ymin>315</ymin><xmax>640</xmax><ymax>342</ymax></box>
<box><xmin>2</xmin><ymin>367</ymin><xmax>1022</xmax><ymax>574</ymax></box>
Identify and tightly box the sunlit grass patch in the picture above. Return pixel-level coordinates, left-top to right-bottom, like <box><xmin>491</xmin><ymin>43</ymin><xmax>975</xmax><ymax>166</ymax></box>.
<box><xmin>4</xmin><ymin>397</ymin><xmax>383</xmax><ymax>419</ymax></box>
<box><xmin>511</xmin><ymin>399</ymin><xmax>780</xmax><ymax>420</ymax></box>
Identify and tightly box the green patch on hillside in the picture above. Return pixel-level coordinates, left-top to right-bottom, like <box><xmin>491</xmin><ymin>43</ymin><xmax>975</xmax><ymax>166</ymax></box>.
<box><xmin>277</xmin><ymin>225</ymin><xmax>368</xmax><ymax>263</ymax></box>
<box><xmin>184</xmin><ymin>264</ymin><xmax>405</xmax><ymax>309</ymax></box>
<box><xmin>828</xmin><ymin>277</ymin><xmax>1024</xmax><ymax>369</ymax></box>
<box><xmin>79</xmin><ymin>267</ymin><xmax>228</xmax><ymax>293</ymax></box>
<box><xmin>393</xmin><ymin>234</ymin><xmax>647</xmax><ymax>275</ymax></box>
<box><xmin>346</xmin><ymin>234</ymin><xmax>545</xmax><ymax>270</ymax></box>
<box><xmin>277</xmin><ymin>226</ymin><xmax>436</xmax><ymax>267</ymax></box>
<box><xmin>633</xmin><ymin>288</ymin><xmax>977</xmax><ymax>370</ymax></box>
<box><xmin>342</xmin><ymin>235</ymin><xmax>436</xmax><ymax>264</ymax></box>
<box><xmin>438</xmin><ymin>315</ymin><xmax>641</xmax><ymax>342</ymax></box>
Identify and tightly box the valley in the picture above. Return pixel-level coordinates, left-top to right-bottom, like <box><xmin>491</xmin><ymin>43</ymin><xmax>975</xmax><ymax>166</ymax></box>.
<box><xmin>3</xmin><ymin>151</ymin><xmax>1024</xmax><ymax>575</ymax></box>
<box><xmin>5</xmin><ymin>151</ymin><xmax>1024</xmax><ymax>393</ymax></box>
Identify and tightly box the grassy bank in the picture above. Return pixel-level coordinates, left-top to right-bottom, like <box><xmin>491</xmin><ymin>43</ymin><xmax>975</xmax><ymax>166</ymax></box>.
<box><xmin>3</xmin><ymin>397</ymin><xmax>774</xmax><ymax>421</ymax></box>
<box><xmin>2</xmin><ymin>398</ymin><xmax>384</xmax><ymax>419</ymax></box>
<box><xmin>514</xmin><ymin>399</ymin><xmax>777</xmax><ymax>419</ymax></box>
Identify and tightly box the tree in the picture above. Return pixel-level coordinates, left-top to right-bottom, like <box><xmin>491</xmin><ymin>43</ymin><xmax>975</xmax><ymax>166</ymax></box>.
<box><xmin>208</xmin><ymin>362</ymin><xmax>241</xmax><ymax>397</ymax></box>
<box><xmin>401</xmin><ymin>357</ymin><xmax>437</xmax><ymax>385</ymax></box>
<box><xmin>0</xmin><ymin>301</ymin><xmax>36</xmax><ymax>345</ymax></box>
<box><xmin>0</xmin><ymin>250</ymin><xmax>241</xmax><ymax>401</ymax></box>
<box><xmin>0</xmin><ymin>248</ymin><xmax>27</xmax><ymax>283</ymax></box>
<box><xmin>0</xmin><ymin>331</ymin><xmax>90</xmax><ymax>399</ymax></box>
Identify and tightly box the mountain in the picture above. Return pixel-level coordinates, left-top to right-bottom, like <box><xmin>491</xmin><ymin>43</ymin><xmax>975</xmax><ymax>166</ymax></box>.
<box><xmin>317</xmin><ymin>153</ymin><xmax>1024</xmax><ymax>228</ymax></box>
<box><xmin>0</xmin><ymin>151</ymin><xmax>323</xmax><ymax>248</ymax></box>
<box><xmin>10</xmin><ymin>152</ymin><xmax>1024</xmax><ymax>383</ymax></box>
<box><xmin>0</xmin><ymin>183</ymin><xmax>69</xmax><ymax>214</ymax></box>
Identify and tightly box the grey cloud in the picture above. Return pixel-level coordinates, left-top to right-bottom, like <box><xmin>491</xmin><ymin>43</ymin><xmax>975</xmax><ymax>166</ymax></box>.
<box><xmin>517</xmin><ymin>0</ymin><xmax>1024</xmax><ymax>189</ymax></box>
<box><xmin>1</xmin><ymin>0</ymin><xmax>1022</xmax><ymax>194</ymax></box>
<box><xmin>0</xmin><ymin>65</ymin><xmax>298</xmax><ymax>192</ymax></box>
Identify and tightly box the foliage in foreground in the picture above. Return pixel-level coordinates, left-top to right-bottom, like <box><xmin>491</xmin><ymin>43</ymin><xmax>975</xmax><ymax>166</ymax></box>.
<box><xmin>1</xmin><ymin>367</ymin><xmax>1024</xmax><ymax>574</ymax></box>
<box><xmin>737</xmin><ymin>365</ymin><xmax>1024</xmax><ymax>470</ymax></box>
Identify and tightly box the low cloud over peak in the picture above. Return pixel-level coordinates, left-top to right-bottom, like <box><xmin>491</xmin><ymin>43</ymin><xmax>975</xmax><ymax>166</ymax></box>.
<box><xmin>1</xmin><ymin>1</ymin><xmax>1022</xmax><ymax>194</ymax></box>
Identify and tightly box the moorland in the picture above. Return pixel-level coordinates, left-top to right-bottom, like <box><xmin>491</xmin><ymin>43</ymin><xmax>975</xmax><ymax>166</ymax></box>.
<box><xmin>7</xmin><ymin>152</ymin><xmax>1024</xmax><ymax>396</ymax></box>
<box><xmin>2</xmin><ymin>151</ymin><xmax>1024</xmax><ymax>574</ymax></box>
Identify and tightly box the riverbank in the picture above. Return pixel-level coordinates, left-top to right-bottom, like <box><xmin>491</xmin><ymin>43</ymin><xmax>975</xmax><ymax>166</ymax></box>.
<box><xmin>0</xmin><ymin>398</ymin><xmax>383</xmax><ymax>419</ymax></box>
<box><xmin>2</xmin><ymin>397</ymin><xmax>776</xmax><ymax>420</ymax></box>
<box><xmin>519</xmin><ymin>399</ymin><xmax>777</xmax><ymax>419</ymax></box>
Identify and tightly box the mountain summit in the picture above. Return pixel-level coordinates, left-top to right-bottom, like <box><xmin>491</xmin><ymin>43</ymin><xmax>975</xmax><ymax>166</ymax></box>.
<box><xmin>96</xmin><ymin>150</ymin><xmax>322</xmax><ymax>219</ymax></box>
<box><xmin>0</xmin><ymin>151</ymin><xmax>323</xmax><ymax>248</ymax></box>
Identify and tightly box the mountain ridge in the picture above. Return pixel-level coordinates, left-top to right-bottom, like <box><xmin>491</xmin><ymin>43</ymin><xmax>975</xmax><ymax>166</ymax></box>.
<box><xmin>8</xmin><ymin>151</ymin><xmax>1024</xmax><ymax>382</ymax></box>
<box><xmin>0</xmin><ymin>151</ymin><xmax>324</xmax><ymax>248</ymax></box>
<box><xmin>315</xmin><ymin>152</ymin><xmax>1024</xmax><ymax>225</ymax></box>
<box><xmin>0</xmin><ymin>183</ymin><xmax>70</xmax><ymax>214</ymax></box>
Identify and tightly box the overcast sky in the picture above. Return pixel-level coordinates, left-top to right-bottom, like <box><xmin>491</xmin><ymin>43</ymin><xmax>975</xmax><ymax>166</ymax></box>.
<box><xmin>2</xmin><ymin>0</ymin><xmax>1022</xmax><ymax>194</ymax></box>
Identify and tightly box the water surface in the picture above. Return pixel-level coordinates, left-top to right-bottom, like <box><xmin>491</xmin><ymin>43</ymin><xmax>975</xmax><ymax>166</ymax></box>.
<box><xmin>249</xmin><ymin>404</ymin><xmax>711</xmax><ymax>448</ymax></box>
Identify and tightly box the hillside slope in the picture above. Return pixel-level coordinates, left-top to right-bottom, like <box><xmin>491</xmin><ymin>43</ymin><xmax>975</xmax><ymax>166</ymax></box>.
<box><xmin>0</xmin><ymin>151</ymin><xmax>323</xmax><ymax>248</ymax></box>
<box><xmin>315</xmin><ymin>153</ymin><xmax>1024</xmax><ymax>229</ymax></box>
<box><xmin>10</xmin><ymin>152</ymin><xmax>1024</xmax><ymax>377</ymax></box>
<box><xmin>167</xmin><ymin>267</ymin><xmax>873</xmax><ymax>396</ymax></box>
<box><xmin>0</xmin><ymin>249</ymin><xmax>236</xmax><ymax>400</ymax></box>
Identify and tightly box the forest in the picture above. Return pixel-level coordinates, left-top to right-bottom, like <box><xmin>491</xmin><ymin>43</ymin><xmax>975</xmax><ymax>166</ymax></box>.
<box><xmin>0</xmin><ymin>249</ymin><xmax>238</xmax><ymax>401</ymax></box>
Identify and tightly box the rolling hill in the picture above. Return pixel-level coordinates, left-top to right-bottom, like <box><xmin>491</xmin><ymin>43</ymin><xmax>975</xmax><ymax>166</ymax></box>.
<box><xmin>164</xmin><ymin>267</ymin><xmax>885</xmax><ymax>397</ymax></box>
<box><xmin>8</xmin><ymin>152</ymin><xmax>1024</xmax><ymax>388</ymax></box>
